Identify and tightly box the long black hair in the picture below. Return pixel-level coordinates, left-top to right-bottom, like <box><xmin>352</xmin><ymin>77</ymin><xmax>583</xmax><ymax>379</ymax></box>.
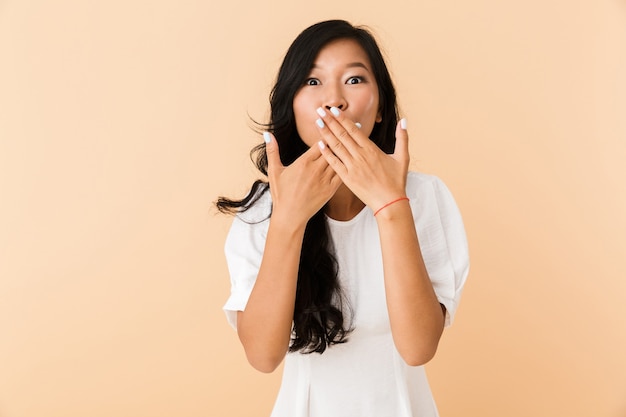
<box><xmin>216</xmin><ymin>20</ymin><xmax>399</xmax><ymax>353</ymax></box>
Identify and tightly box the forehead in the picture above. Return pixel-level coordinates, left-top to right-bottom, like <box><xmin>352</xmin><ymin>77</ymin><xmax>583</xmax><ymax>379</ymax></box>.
<box><xmin>311</xmin><ymin>38</ymin><xmax>372</xmax><ymax>70</ymax></box>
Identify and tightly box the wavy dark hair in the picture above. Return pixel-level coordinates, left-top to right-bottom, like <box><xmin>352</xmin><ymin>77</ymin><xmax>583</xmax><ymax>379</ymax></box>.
<box><xmin>216</xmin><ymin>20</ymin><xmax>399</xmax><ymax>353</ymax></box>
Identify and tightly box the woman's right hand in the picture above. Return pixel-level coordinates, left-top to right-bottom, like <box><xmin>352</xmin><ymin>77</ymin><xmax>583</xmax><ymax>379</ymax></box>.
<box><xmin>264</xmin><ymin>132</ymin><xmax>342</xmax><ymax>228</ymax></box>
<box><xmin>237</xmin><ymin>134</ymin><xmax>342</xmax><ymax>372</ymax></box>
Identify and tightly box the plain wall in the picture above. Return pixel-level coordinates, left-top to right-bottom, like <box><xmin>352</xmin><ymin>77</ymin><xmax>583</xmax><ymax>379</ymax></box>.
<box><xmin>1</xmin><ymin>1</ymin><xmax>625</xmax><ymax>416</ymax></box>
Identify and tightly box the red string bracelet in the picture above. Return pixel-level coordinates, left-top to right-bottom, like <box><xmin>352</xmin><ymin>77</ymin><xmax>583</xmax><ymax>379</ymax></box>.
<box><xmin>373</xmin><ymin>196</ymin><xmax>410</xmax><ymax>216</ymax></box>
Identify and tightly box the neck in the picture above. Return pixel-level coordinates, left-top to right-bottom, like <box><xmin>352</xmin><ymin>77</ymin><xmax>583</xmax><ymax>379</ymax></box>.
<box><xmin>325</xmin><ymin>184</ymin><xmax>365</xmax><ymax>221</ymax></box>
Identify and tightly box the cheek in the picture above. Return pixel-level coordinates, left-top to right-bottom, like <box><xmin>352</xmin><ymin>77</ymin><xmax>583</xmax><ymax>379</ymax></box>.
<box><xmin>292</xmin><ymin>96</ymin><xmax>306</xmax><ymax>124</ymax></box>
<box><xmin>351</xmin><ymin>89</ymin><xmax>379</xmax><ymax>117</ymax></box>
<box><xmin>292</xmin><ymin>96</ymin><xmax>317</xmax><ymax>146</ymax></box>
<box><xmin>353</xmin><ymin>92</ymin><xmax>381</xmax><ymax>134</ymax></box>
<box><xmin>365</xmin><ymin>94</ymin><xmax>380</xmax><ymax>119</ymax></box>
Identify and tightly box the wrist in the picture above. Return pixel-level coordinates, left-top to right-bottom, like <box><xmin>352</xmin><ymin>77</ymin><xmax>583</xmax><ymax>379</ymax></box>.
<box><xmin>373</xmin><ymin>196</ymin><xmax>410</xmax><ymax>217</ymax></box>
<box><xmin>373</xmin><ymin>198</ymin><xmax>412</xmax><ymax>222</ymax></box>
<box><xmin>270</xmin><ymin>207</ymin><xmax>309</xmax><ymax>235</ymax></box>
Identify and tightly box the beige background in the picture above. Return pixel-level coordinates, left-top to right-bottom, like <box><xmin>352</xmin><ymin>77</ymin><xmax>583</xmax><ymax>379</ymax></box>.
<box><xmin>1</xmin><ymin>0</ymin><xmax>625</xmax><ymax>416</ymax></box>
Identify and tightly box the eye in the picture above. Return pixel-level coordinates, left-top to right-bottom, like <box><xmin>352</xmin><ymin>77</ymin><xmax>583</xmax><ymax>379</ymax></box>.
<box><xmin>304</xmin><ymin>78</ymin><xmax>320</xmax><ymax>86</ymax></box>
<box><xmin>346</xmin><ymin>76</ymin><xmax>363</xmax><ymax>85</ymax></box>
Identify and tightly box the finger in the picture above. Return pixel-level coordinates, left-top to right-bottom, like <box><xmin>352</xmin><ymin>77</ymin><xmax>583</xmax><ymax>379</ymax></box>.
<box><xmin>317</xmin><ymin>140</ymin><xmax>348</xmax><ymax>178</ymax></box>
<box><xmin>315</xmin><ymin>107</ymin><xmax>360</xmax><ymax>160</ymax></box>
<box><xmin>326</xmin><ymin>106</ymin><xmax>371</xmax><ymax>148</ymax></box>
<box><xmin>300</xmin><ymin>138</ymin><xmax>324</xmax><ymax>160</ymax></box>
<box><xmin>320</xmin><ymin>157</ymin><xmax>343</xmax><ymax>194</ymax></box>
<box><xmin>393</xmin><ymin>118</ymin><xmax>410</xmax><ymax>164</ymax></box>
<box><xmin>324</xmin><ymin>167</ymin><xmax>343</xmax><ymax>194</ymax></box>
<box><xmin>329</xmin><ymin>170</ymin><xmax>343</xmax><ymax>191</ymax></box>
<box><xmin>263</xmin><ymin>132</ymin><xmax>284</xmax><ymax>175</ymax></box>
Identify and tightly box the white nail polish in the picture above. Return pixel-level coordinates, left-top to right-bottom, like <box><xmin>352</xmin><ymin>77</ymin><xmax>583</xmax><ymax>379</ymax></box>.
<box><xmin>330</xmin><ymin>107</ymin><xmax>340</xmax><ymax>117</ymax></box>
<box><xmin>316</xmin><ymin>107</ymin><xmax>326</xmax><ymax>117</ymax></box>
<box><xmin>316</xmin><ymin>118</ymin><xmax>325</xmax><ymax>128</ymax></box>
<box><xmin>355</xmin><ymin>122</ymin><xmax>362</xmax><ymax>129</ymax></box>
<box><xmin>318</xmin><ymin>140</ymin><xmax>326</xmax><ymax>150</ymax></box>
<box><xmin>400</xmin><ymin>118</ymin><xmax>407</xmax><ymax>130</ymax></box>
<box><xmin>263</xmin><ymin>132</ymin><xmax>271</xmax><ymax>143</ymax></box>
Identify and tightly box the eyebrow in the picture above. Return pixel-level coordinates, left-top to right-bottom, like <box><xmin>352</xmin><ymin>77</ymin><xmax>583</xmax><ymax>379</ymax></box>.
<box><xmin>311</xmin><ymin>62</ymin><xmax>371</xmax><ymax>71</ymax></box>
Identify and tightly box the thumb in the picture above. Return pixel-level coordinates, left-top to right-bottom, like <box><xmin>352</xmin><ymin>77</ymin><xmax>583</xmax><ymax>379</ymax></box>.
<box><xmin>264</xmin><ymin>132</ymin><xmax>284</xmax><ymax>175</ymax></box>
<box><xmin>393</xmin><ymin>118</ymin><xmax>409</xmax><ymax>163</ymax></box>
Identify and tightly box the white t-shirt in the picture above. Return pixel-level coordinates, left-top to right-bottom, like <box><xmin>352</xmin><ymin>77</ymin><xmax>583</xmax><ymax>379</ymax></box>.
<box><xmin>223</xmin><ymin>171</ymin><xmax>470</xmax><ymax>417</ymax></box>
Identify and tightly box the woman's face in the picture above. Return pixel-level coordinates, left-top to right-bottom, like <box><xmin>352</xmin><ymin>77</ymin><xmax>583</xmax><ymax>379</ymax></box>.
<box><xmin>293</xmin><ymin>38</ymin><xmax>382</xmax><ymax>147</ymax></box>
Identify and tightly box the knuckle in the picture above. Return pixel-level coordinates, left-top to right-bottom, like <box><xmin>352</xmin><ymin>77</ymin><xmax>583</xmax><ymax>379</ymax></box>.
<box><xmin>362</xmin><ymin>146</ymin><xmax>375</xmax><ymax>156</ymax></box>
<box><xmin>347</xmin><ymin>125</ymin><xmax>359</xmax><ymax>136</ymax></box>
<box><xmin>337</xmin><ymin>129</ymin><xmax>349</xmax><ymax>140</ymax></box>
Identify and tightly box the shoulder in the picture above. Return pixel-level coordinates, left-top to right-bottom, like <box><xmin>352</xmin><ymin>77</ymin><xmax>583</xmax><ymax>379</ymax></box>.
<box><xmin>235</xmin><ymin>186</ymin><xmax>273</xmax><ymax>224</ymax></box>
<box><xmin>225</xmin><ymin>188</ymin><xmax>272</xmax><ymax>258</ymax></box>
<box><xmin>405</xmin><ymin>171</ymin><xmax>463</xmax><ymax>220</ymax></box>
<box><xmin>405</xmin><ymin>171</ymin><xmax>449</xmax><ymax>199</ymax></box>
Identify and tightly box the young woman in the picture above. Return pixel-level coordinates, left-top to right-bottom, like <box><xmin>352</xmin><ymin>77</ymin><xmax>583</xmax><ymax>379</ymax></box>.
<box><xmin>217</xmin><ymin>19</ymin><xmax>469</xmax><ymax>417</ymax></box>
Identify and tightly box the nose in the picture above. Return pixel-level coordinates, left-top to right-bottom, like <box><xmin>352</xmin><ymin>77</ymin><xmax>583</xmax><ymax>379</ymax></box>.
<box><xmin>325</xmin><ymin>103</ymin><xmax>345</xmax><ymax>111</ymax></box>
<box><xmin>323</xmin><ymin>84</ymin><xmax>348</xmax><ymax>112</ymax></box>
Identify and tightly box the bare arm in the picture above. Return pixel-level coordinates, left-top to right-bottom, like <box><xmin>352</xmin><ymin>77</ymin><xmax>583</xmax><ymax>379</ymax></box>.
<box><xmin>236</xmin><ymin>215</ymin><xmax>304</xmax><ymax>373</ymax></box>
<box><xmin>317</xmin><ymin>110</ymin><xmax>445</xmax><ymax>365</ymax></box>
<box><xmin>375</xmin><ymin>201</ymin><xmax>445</xmax><ymax>365</ymax></box>
<box><xmin>236</xmin><ymin>133</ymin><xmax>341</xmax><ymax>373</ymax></box>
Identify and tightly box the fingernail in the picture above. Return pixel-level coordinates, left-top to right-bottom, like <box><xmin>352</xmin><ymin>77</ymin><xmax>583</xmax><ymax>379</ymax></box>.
<box><xmin>316</xmin><ymin>107</ymin><xmax>326</xmax><ymax>117</ymax></box>
<box><xmin>316</xmin><ymin>118</ymin><xmax>325</xmax><ymax>128</ymax></box>
<box><xmin>400</xmin><ymin>118</ymin><xmax>407</xmax><ymax>130</ymax></box>
<box><xmin>355</xmin><ymin>122</ymin><xmax>362</xmax><ymax>129</ymax></box>
<box><xmin>263</xmin><ymin>132</ymin><xmax>271</xmax><ymax>143</ymax></box>
<box><xmin>330</xmin><ymin>107</ymin><xmax>340</xmax><ymax>117</ymax></box>
<box><xmin>317</xmin><ymin>140</ymin><xmax>326</xmax><ymax>150</ymax></box>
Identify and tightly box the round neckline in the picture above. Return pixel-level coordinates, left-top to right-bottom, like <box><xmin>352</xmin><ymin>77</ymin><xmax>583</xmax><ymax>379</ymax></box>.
<box><xmin>324</xmin><ymin>205</ymin><xmax>371</xmax><ymax>226</ymax></box>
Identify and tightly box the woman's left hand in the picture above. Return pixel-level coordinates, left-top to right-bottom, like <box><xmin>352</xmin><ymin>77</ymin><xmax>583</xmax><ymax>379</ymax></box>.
<box><xmin>315</xmin><ymin>107</ymin><xmax>410</xmax><ymax>211</ymax></box>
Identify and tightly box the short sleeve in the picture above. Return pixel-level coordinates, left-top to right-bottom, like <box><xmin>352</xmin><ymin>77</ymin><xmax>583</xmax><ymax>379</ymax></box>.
<box><xmin>408</xmin><ymin>173</ymin><xmax>470</xmax><ymax>327</ymax></box>
<box><xmin>222</xmin><ymin>197</ymin><xmax>271</xmax><ymax>330</ymax></box>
